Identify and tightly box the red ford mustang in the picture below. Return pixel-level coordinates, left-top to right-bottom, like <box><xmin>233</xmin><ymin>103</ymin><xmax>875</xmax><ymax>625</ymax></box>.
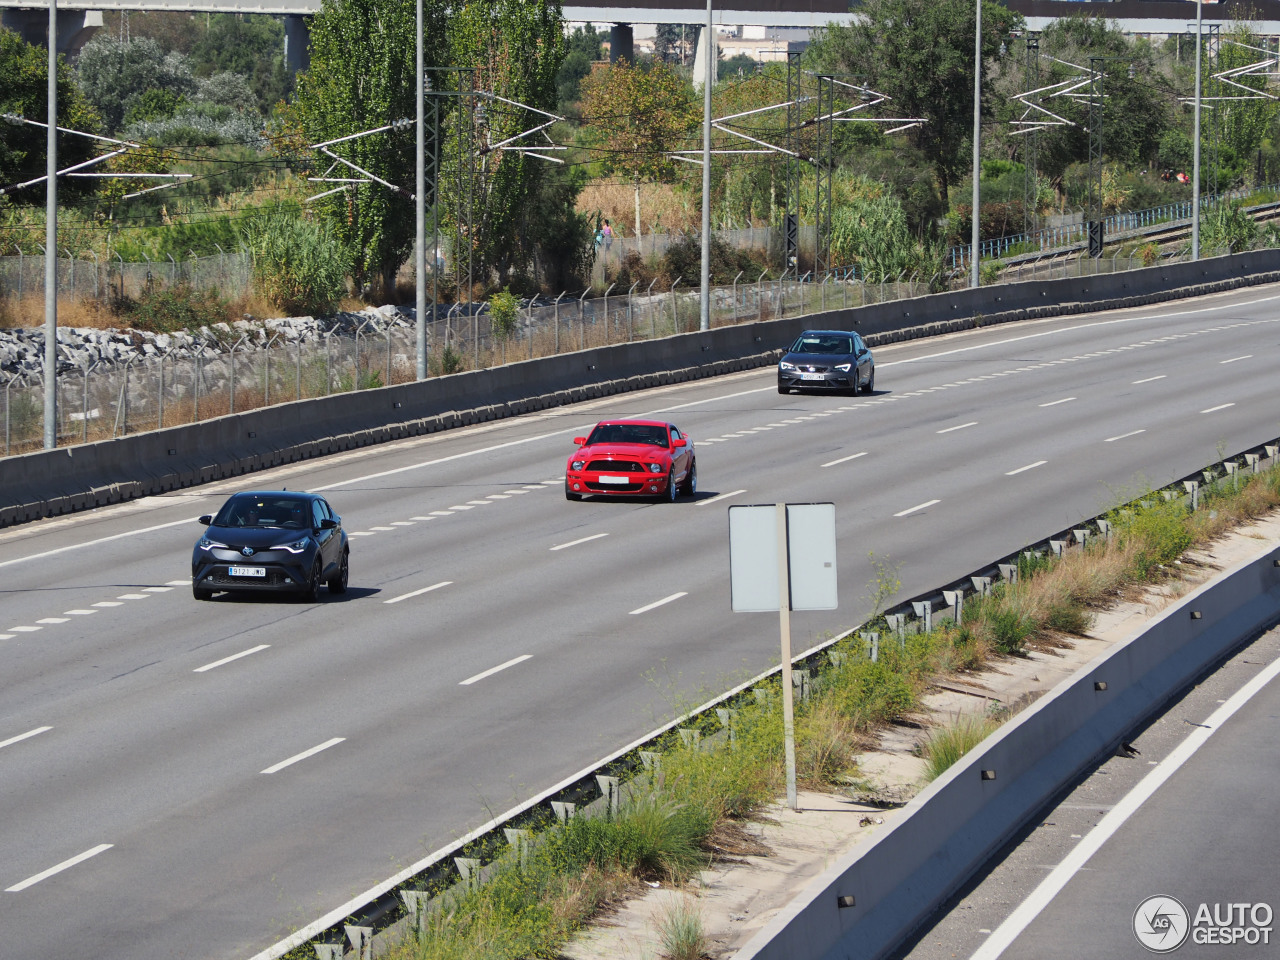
<box><xmin>565</xmin><ymin>419</ymin><xmax>697</xmax><ymax>502</ymax></box>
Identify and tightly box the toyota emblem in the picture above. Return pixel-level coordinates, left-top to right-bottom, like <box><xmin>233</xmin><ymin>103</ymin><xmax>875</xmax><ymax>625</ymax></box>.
<box><xmin>241</xmin><ymin>546</ymin><xmax>255</xmax><ymax>557</ymax></box>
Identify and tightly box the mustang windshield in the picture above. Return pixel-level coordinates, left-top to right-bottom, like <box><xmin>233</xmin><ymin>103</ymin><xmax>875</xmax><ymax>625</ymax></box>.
<box><xmin>587</xmin><ymin>424</ymin><xmax>669</xmax><ymax>446</ymax></box>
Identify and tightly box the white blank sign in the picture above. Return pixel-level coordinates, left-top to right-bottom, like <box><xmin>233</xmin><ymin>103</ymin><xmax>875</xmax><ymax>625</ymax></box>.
<box><xmin>729</xmin><ymin>503</ymin><xmax>837</xmax><ymax>612</ymax></box>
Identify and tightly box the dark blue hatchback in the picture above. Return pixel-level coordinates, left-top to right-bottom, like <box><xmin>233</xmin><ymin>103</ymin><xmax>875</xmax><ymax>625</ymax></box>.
<box><xmin>191</xmin><ymin>491</ymin><xmax>349</xmax><ymax>601</ymax></box>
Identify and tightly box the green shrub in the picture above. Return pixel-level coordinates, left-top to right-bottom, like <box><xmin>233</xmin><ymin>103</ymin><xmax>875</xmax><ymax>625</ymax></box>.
<box><xmin>922</xmin><ymin>714</ymin><xmax>999</xmax><ymax>781</ymax></box>
<box><xmin>488</xmin><ymin>289</ymin><xmax>520</xmax><ymax>339</ymax></box>
<box><xmin>110</xmin><ymin>282</ymin><xmax>229</xmax><ymax>333</ymax></box>
<box><xmin>240</xmin><ymin>206</ymin><xmax>350</xmax><ymax>315</ymax></box>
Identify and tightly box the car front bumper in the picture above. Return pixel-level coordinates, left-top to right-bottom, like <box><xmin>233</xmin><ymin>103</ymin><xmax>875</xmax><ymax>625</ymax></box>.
<box><xmin>566</xmin><ymin>471</ymin><xmax>672</xmax><ymax>496</ymax></box>
<box><xmin>192</xmin><ymin>550</ymin><xmax>314</xmax><ymax>593</ymax></box>
<box><xmin>779</xmin><ymin>372</ymin><xmax>852</xmax><ymax>391</ymax></box>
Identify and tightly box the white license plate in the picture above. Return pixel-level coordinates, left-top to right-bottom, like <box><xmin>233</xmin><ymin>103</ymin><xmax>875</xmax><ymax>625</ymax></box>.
<box><xmin>597</xmin><ymin>474</ymin><xmax>630</xmax><ymax>485</ymax></box>
<box><xmin>228</xmin><ymin>566</ymin><xmax>266</xmax><ymax>577</ymax></box>
<box><xmin>801</xmin><ymin>373</ymin><xmax>827</xmax><ymax>381</ymax></box>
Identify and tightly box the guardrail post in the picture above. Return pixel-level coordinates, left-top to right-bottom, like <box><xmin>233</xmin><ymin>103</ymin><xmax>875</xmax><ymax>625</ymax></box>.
<box><xmin>551</xmin><ymin>800</ymin><xmax>577</xmax><ymax>822</ymax></box>
<box><xmin>594</xmin><ymin>776</ymin><xmax>621</xmax><ymax>816</ymax></box>
<box><xmin>1096</xmin><ymin>518</ymin><xmax>1113</xmax><ymax>539</ymax></box>
<box><xmin>1244</xmin><ymin>452</ymin><xmax>1260</xmax><ymax>473</ymax></box>
<box><xmin>639</xmin><ymin>750</ymin><xmax>662</xmax><ymax>771</ymax></box>
<box><xmin>884</xmin><ymin>613</ymin><xmax>907</xmax><ymax>643</ymax></box>
<box><xmin>345</xmin><ymin>924</ymin><xmax>373</xmax><ymax>960</ymax></box>
<box><xmin>716</xmin><ymin>707</ymin><xmax>738</xmax><ymax>743</ymax></box>
<box><xmin>997</xmin><ymin>562</ymin><xmax>1019</xmax><ymax>583</ymax></box>
<box><xmin>399</xmin><ymin>889</ymin><xmax>430</xmax><ymax>929</ymax></box>
<box><xmin>454</xmin><ymin>857</ymin><xmax>482</xmax><ymax>886</ymax></box>
<box><xmin>1049</xmin><ymin>539</ymin><xmax>1067</xmax><ymax>557</ymax></box>
<box><xmin>970</xmin><ymin>575</ymin><xmax>992</xmax><ymax>596</ymax></box>
<box><xmin>1073</xmin><ymin>529</ymin><xmax>1090</xmax><ymax>549</ymax></box>
<box><xmin>911</xmin><ymin>599</ymin><xmax>934</xmax><ymax>633</ymax></box>
<box><xmin>942</xmin><ymin>589</ymin><xmax>964</xmax><ymax>625</ymax></box>
<box><xmin>312</xmin><ymin>943</ymin><xmax>343</xmax><ymax>960</ymax></box>
<box><xmin>678</xmin><ymin>727</ymin><xmax>702</xmax><ymax>747</ymax></box>
<box><xmin>861</xmin><ymin>631</ymin><xmax>880</xmax><ymax>662</ymax></box>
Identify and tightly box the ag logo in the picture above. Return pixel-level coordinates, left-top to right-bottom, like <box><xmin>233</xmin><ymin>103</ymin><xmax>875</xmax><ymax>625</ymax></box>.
<box><xmin>1134</xmin><ymin>895</ymin><xmax>1190</xmax><ymax>953</ymax></box>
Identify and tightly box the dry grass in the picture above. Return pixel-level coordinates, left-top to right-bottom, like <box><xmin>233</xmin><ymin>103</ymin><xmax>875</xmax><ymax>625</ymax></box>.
<box><xmin>576</xmin><ymin>181</ymin><xmax>705</xmax><ymax>237</ymax></box>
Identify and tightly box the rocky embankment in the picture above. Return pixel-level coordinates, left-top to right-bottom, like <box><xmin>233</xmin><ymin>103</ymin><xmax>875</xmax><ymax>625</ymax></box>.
<box><xmin>0</xmin><ymin>305</ymin><xmax>411</xmax><ymax>380</ymax></box>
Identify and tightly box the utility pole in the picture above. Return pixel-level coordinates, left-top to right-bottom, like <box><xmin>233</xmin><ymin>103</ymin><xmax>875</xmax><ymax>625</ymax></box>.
<box><xmin>1192</xmin><ymin>0</ymin><xmax>1203</xmax><ymax>260</ymax></box>
<box><xmin>970</xmin><ymin>0</ymin><xmax>982</xmax><ymax>288</ymax></box>
<box><xmin>700</xmin><ymin>1</ymin><xmax>713</xmax><ymax>331</ymax></box>
<box><xmin>44</xmin><ymin>0</ymin><xmax>58</xmax><ymax>449</ymax></box>
<box><xmin>415</xmin><ymin>0</ymin><xmax>426</xmax><ymax>379</ymax></box>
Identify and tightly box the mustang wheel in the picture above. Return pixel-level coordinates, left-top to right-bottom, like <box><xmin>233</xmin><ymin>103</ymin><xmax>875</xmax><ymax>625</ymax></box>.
<box><xmin>665</xmin><ymin>470</ymin><xmax>679</xmax><ymax>503</ymax></box>
<box><xmin>328</xmin><ymin>549</ymin><xmax>349</xmax><ymax>594</ymax></box>
<box><xmin>679</xmin><ymin>459</ymin><xmax>697</xmax><ymax>497</ymax></box>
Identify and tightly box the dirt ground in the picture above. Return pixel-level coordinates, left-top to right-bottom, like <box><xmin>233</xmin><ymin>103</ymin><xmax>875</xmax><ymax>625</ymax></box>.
<box><xmin>560</xmin><ymin>513</ymin><xmax>1280</xmax><ymax>960</ymax></box>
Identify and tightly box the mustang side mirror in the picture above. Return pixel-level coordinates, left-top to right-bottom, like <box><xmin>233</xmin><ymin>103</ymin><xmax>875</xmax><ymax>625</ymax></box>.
<box><xmin>673</xmin><ymin>438</ymin><xmax>688</xmax><ymax>447</ymax></box>
<box><xmin>573</xmin><ymin>437</ymin><xmax>586</xmax><ymax>445</ymax></box>
<box><xmin>197</xmin><ymin>515</ymin><xmax>212</xmax><ymax>526</ymax></box>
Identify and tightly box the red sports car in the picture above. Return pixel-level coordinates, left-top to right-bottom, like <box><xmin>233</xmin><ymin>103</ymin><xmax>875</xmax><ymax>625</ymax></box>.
<box><xmin>565</xmin><ymin>419</ymin><xmax>697</xmax><ymax>501</ymax></box>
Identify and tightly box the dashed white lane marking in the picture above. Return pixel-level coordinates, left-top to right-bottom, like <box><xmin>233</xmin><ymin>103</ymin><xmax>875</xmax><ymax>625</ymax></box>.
<box><xmin>937</xmin><ymin>421</ymin><xmax>978</xmax><ymax>434</ymax></box>
<box><xmin>143</xmin><ymin>586</ymin><xmax>172</xmax><ymax>593</ymax></box>
<box><xmin>460</xmin><ymin>655</ymin><xmax>533</xmax><ymax>686</ymax></box>
<box><xmin>522</xmin><ymin>485</ymin><xmax>545</xmax><ymax>491</ymax></box>
<box><xmin>1201</xmin><ymin>403</ymin><xmax>1236</xmax><ymax>414</ymax></box>
<box><xmin>92</xmin><ymin>601</ymin><xmax>122</xmax><ymax>608</ymax></box>
<box><xmin>1133</xmin><ymin>375</ymin><xmax>1166</xmax><ymax>384</ymax></box>
<box><xmin>8</xmin><ymin>626</ymin><xmax>41</xmax><ymax>633</ymax></box>
<box><xmin>1220</xmin><ymin>355</ymin><xmax>1252</xmax><ymax>363</ymax></box>
<box><xmin>117</xmin><ymin>594</ymin><xmax>149</xmax><ymax>600</ymax></box>
<box><xmin>551</xmin><ymin>533</ymin><xmax>609</xmax><ymax>552</ymax></box>
<box><xmin>6</xmin><ymin>844</ymin><xmax>113</xmax><ymax>892</ymax></box>
<box><xmin>390</xmin><ymin>521</ymin><xmax>416</xmax><ymax>526</ymax></box>
<box><xmin>429</xmin><ymin>511</ymin><xmax>453</xmax><ymax>517</ymax></box>
<box><xmin>822</xmin><ymin>452</ymin><xmax>868</xmax><ymax>468</ymax></box>
<box><xmin>1105</xmin><ymin>429</ymin><xmax>1146</xmax><ymax>442</ymax></box>
<box><xmin>895</xmin><ymin>499</ymin><xmax>941</xmax><ymax>517</ymax></box>
<box><xmin>370</xmin><ymin>526</ymin><xmax>396</xmax><ymax>531</ymax></box>
<box><xmin>1039</xmin><ymin>397</ymin><xmax>1076</xmax><ymax>407</ymax></box>
<box><xmin>630</xmin><ymin>592</ymin><xmax>688</xmax><ymax>616</ymax></box>
<box><xmin>486</xmin><ymin>494</ymin><xmax>511</xmax><ymax>500</ymax></box>
<box><xmin>349</xmin><ymin>532</ymin><xmax>376</xmax><ymax>537</ymax></box>
<box><xmin>194</xmin><ymin>645</ymin><xmax>271</xmax><ymax>673</ymax></box>
<box><xmin>503</xmin><ymin>490</ymin><xmax>528</xmax><ymax>495</ymax></box>
<box><xmin>0</xmin><ymin>726</ymin><xmax>51</xmax><ymax>751</ymax></box>
<box><xmin>0</xmin><ymin>634</ymin><xmax>15</xmax><ymax>640</ymax></box>
<box><xmin>383</xmin><ymin>581</ymin><xmax>452</xmax><ymax>605</ymax></box>
<box><xmin>540</xmin><ymin>479</ymin><xmax>563</xmax><ymax>486</ymax></box>
<box><xmin>695</xmin><ymin>489</ymin><xmax>747</xmax><ymax>507</ymax></box>
<box><xmin>1007</xmin><ymin>460</ymin><xmax>1048</xmax><ymax>476</ymax></box>
<box><xmin>410</xmin><ymin>516</ymin><xmax>437</xmax><ymax>521</ymax></box>
<box><xmin>447</xmin><ymin>505</ymin><xmax>475</xmax><ymax>511</ymax></box>
<box><xmin>261</xmin><ymin>738</ymin><xmax>345</xmax><ymax>775</ymax></box>
<box><xmin>466</xmin><ymin>500</ymin><xmax>494</xmax><ymax>507</ymax></box>
<box><xmin>165</xmin><ymin>580</ymin><xmax>190</xmax><ymax>587</ymax></box>
<box><xmin>36</xmin><ymin>618</ymin><xmax>68</xmax><ymax>625</ymax></box>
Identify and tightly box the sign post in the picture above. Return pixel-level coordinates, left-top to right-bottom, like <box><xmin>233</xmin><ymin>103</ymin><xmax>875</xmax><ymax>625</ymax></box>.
<box><xmin>729</xmin><ymin>502</ymin><xmax>837</xmax><ymax>811</ymax></box>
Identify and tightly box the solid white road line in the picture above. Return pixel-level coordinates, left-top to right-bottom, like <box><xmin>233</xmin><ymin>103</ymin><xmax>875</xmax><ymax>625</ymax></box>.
<box><xmin>0</xmin><ymin>726</ymin><xmax>52</xmax><ymax>751</ymax></box>
<box><xmin>695</xmin><ymin>489</ymin><xmax>746</xmax><ymax>507</ymax></box>
<box><xmin>261</xmin><ymin>738</ymin><xmax>345</xmax><ymax>775</ymax></box>
<box><xmin>551</xmin><ymin>533</ymin><xmax>609</xmax><ymax>551</ymax></box>
<box><xmin>6</xmin><ymin>844</ymin><xmax>113</xmax><ymax>892</ymax></box>
<box><xmin>1132</xmin><ymin>375</ymin><xmax>1166</xmax><ymax>384</ymax></box>
<box><xmin>460</xmin><ymin>655</ymin><xmax>533</xmax><ymax>686</ymax></box>
<box><xmin>895</xmin><ymin>500</ymin><xmax>941</xmax><ymax>517</ymax></box>
<box><xmin>194</xmin><ymin>645</ymin><xmax>271</xmax><ymax>673</ymax></box>
<box><xmin>1201</xmin><ymin>403</ymin><xmax>1235</xmax><ymax>413</ymax></box>
<box><xmin>822</xmin><ymin>452</ymin><xmax>868</xmax><ymax>468</ymax></box>
<box><xmin>1220</xmin><ymin>355</ymin><xmax>1252</xmax><ymax>363</ymax></box>
<box><xmin>629</xmin><ymin>592</ymin><xmax>688</xmax><ymax>615</ymax></box>
<box><xmin>1039</xmin><ymin>397</ymin><xmax>1076</xmax><ymax>407</ymax></box>
<box><xmin>969</xmin><ymin>652</ymin><xmax>1280</xmax><ymax>960</ymax></box>
<box><xmin>1104</xmin><ymin>429</ymin><xmax>1146</xmax><ymax>442</ymax></box>
<box><xmin>1006</xmin><ymin>461</ymin><xmax>1047</xmax><ymax>476</ymax></box>
<box><xmin>383</xmin><ymin>581</ymin><xmax>452</xmax><ymax>605</ymax></box>
<box><xmin>938</xmin><ymin>421</ymin><xmax>978</xmax><ymax>434</ymax></box>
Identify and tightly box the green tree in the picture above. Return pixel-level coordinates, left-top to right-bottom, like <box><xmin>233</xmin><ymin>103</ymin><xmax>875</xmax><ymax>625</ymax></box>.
<box><xmin>557</xmin><ymin>25</ymin><xmax>602</xmax><ymax>109</ymax></box>
<box><xmin>76</xmin><ymin>35</ymin><xmax>197</xmax><ymax>132</ymax></box>
<box><xmin>579</xmin><ymin>59</ymin><xmax>699</xmax><ymax>238</ymax></box>
<box><xmin>0</xmin><ymin>27</ymin><xmax>102</xmax><ymax>198</ymax></box>
<box><xmin>448</xmin><ymin>0</ymin><xmax>567</xmax><ymax>288</ymax></box>
<box><xmin>809</xmin><ymin>0</ymin><xmax>1023</xmax><ymax>204</ymax></box>
<box><xmin>294</xmin><ymin>0</ymin><xmax>449</xmax><ymax>298</ymax></box>
<box><xmin>188</xmin><ymin>14</ymin><xmax>290</xmax><ymax>114</ymax></box>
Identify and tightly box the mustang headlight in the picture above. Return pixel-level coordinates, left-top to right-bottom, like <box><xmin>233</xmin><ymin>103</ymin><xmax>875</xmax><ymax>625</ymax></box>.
<box><xmin>198</xmin><ymin>537</ymin><xmax>227</xmax><ymax>551</ymax></box>
<box><xmin>779</xmin><ymin>361</ymin><xmax>797</xmax><ymax>372</ymax></box>
<box><xmin>648</xmin><ymin>462</ymin><xmax>663</xmax><ymax>474</ymax></box>
<box><xmin>571</xmin><ymin>459</ymin><xmax>585</xmax><ymax>471</ymax></box>
<box><xmin>835</xmin><ymin>363</ymin><xmax>851</xmax><ymax>372</ymax></box>
<box><xmin>270</xmin><ymin>537</ymin><xmax>311</xmax><ymax>554</ymax></box>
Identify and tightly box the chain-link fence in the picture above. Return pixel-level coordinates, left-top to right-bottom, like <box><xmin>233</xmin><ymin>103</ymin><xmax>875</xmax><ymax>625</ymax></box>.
<box><xmin>0</xmin><ymin>248</ymin><xmax>253</xmax><ymax>304</ymax></box>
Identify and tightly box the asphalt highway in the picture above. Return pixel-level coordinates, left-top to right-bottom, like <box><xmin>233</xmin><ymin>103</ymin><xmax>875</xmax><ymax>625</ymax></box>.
<box><xmin>1</xmin><ymin>284</ymin><xmax>1279</xmax><ymax>959</ymax></box>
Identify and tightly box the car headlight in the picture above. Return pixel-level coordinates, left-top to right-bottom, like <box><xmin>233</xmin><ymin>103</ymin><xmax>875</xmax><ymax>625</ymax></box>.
<box><xmin>571</xmin><ymin>460</ymin><xmax>585</xmax><ymax>471</ymax></box>
<box><xmin>270</xmin><ymin>537</ymin><xmax>312</xmax><ymax>554</ymax></box>
<box><xmin>779</xmin><ymin>361</ymin><xmax>797</xmax><ymax>372</ymax></box>
<box><xmin>648</xmin><ymin>462</ymin><xmax>663</xmax><ymax>474</ymax></box>
<box><xmin>198</xmin><ymin>537</ymin><xmax>227</xmax><ymax>551</ymax></box>
<box><xmin>835</xmin><ymin>363</ymin><xmax>851</xmax><ymax>372</ymax></box>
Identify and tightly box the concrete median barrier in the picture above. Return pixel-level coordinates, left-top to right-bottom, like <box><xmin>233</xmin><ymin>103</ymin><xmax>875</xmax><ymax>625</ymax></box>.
<box><xmin>5</xmin><ymin>251</ymin><xmax>1280</xmax><ymax>526</ymax></box>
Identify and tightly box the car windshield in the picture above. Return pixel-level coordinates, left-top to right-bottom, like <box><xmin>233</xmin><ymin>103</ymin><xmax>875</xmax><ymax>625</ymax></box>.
<box><xmin>791</xmin><ymin>335</ymin><xmax>853</xmax><ymax>355</ymax></box>
<box><xmin>213</xmin><ymin>496</ymin><xmax>312</xmax><ymax>529</ymax></box>
<box><xmin>586</xmin><ymin>423</ymin><xmax>669</xmax><ymax>446</ymax></box>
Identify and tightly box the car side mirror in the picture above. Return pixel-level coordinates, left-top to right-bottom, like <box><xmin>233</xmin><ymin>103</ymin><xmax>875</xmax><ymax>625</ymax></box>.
<box><xmin>672</xmin><ymin>437</ymin><xmax>688</xmax><ymax>447</ymax></box>
<box><xmin>319</xmin><ymin>518</ymin><xmax>338</xmax><ymax>530</ymax></box>
<box><xmin>573</xmin><ymin>437</ymin><xmax>586</xmax><ymax>445</ymax></box>
<box><xmin>197</xmin><ymin>515</ymin><xmax>212</xmax><ymax>526</ymax></box>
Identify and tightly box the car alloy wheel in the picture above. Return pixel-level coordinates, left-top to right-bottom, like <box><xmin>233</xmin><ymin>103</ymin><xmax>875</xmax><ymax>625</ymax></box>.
<box><xmin>866</xmin><ymin>365</ymin><xmax>875</xmax><ymax>393</ymax></box>
<box><xmin>328</xmin><ymin>549</ymin><xmax>349</xmax><ymax>594</ymax></box>
<box><xmin>666</xmin><ymin>470</ymin><xmax>679</xmax><ymax>503</ymax></box>
<box><xmin>679</xmin><ymin>459</ymin><xmax>697</xmax><ymax>497</ymax></box>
